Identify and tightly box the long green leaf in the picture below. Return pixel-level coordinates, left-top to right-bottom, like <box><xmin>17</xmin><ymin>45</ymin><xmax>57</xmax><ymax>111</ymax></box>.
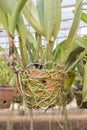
<box><xmin>61</xmin><ymin>0</ymin><xmax>83</xmax><ymax>63</ymax></box>
<box><xmin>76</xmin><ymin>35</ymin><xmax>87</xmax><ymax>49</ymax></box>
<box><xmin>44</xmin><ymin>0</ymin><xmax>56</xmax><ymax>42</ymax></box>
<box><xmin>23</xmin><ymin>0</ymin><xmax>44</xmax><ymax>36</ymax></box>
<box><xmin>0</xmin><ymin>0</ymin><xmax>37</xmax><ymax>66</ymax></box>
<box><xmin>0</xmin><ymin>0</ymin><xmax>27</xmax><ymax>44</ymax></box>
<box><xmin>52</xmin><ymin>0</ymin><xmax>61</xmax><ymax>40</ymax></box>
<box><xmin>26</xmin><ymin>41</ymin><xmax>36</xmax><ymax>62</ymax></box>
<box><xmin>67</xmin><ymin>49</ymin><xmax>87</xmax><ymax>72</ymax></box>
<box><xmin>0</xmin><ymin>0</ymin><xmax>16</xmax><ymax>13</ymax></box>
<box><xmin>81</xmin><ymin>12</ymin><xmax>87</xmax><ymax>23</ymax></box>
<box><xmin>36</xmin><ymin>0</ymin><xmax>44</xmax><ymax>26</ymax></box>
<box><xmin>26</xmin><ymin>30</ymin><xmax>38</xmax><ymax>61</ymax></box>
<box><xmin>52</xmin><ymin>39</ymin><xmax>67</xmax><ymax>63</ymax></box>
<box><xmin>36</xmin><ymin>0</ymin><xmax>61</xmax><ymax>41</ymax></box>
<box><xmin>0</xmin><ymin>0</ymin><xmax>27</xmax><ymax>42</ymax></box>
<box><xmin>66</xmin><ymin>46</ymin><xmax>84</xmax><ymax>68</ymax></box>
<box><xmin>16</xmin><ymin>17</ymin><xmax>28</xmax><ymax>66</ymax></box>
<box><xmin>82</xmin><ymin>63</ymin><xmax>87</xmax><ymax>102</ymax></box>
<box><xmin>16</xmin><ymin>16</ymin><xmax>27</xmax><ymax>44</ymax></box>
<box><xmin>27</xmin><ymin>30</ymin><xmax>37</xmax><ymax>48</ymax></box>
<box><xmin>0</xmin><ymin>5</ymin><xmax>8</xmax><ymax>32</ymax></box>
<box><xmin>40</xmin><ymin>0</ymin><xmax>62</xmax><ymax>62</ymax></box>
<box><xmin>9</xmin><ymin>0</ymin><xmax>27</xmax><ymax>36</ymax></box>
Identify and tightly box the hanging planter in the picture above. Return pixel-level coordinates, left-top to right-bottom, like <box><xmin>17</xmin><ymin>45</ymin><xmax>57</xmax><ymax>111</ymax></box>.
<box><xmin>18</xmin><ymin>64</ymin><xmax>66</xmax><ymax>109</ymax></box>
<box><xmin>0</xmin><ymin>86</ymin><xmax>14</xmax><ymax>109</ymax></box>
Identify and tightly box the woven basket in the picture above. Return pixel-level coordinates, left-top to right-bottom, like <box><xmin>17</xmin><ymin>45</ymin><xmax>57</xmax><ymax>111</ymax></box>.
<box><xmin>18</xmin><ymin>64</ymin><xmax>66</xmax><ymax>109</ymax></box>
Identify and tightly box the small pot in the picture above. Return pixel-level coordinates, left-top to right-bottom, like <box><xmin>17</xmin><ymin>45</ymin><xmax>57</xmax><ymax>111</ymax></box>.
<box><xmin>0</xmin><ymin>86</ymin><xmax>14</xmax><ymax>109</ymax></box>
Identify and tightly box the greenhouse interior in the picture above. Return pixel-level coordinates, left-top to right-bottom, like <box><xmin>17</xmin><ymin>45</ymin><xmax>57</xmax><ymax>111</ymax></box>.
<box><xmin>0</xmin><ymin>0</ymin><xmax>87</xmax><ymax>130</ymax></box>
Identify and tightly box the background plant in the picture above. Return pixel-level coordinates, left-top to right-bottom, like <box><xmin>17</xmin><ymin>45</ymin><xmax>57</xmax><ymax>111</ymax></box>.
<box><xmin>0</xmin><ymin>55</ymin><xmax>16</xmax><ymax>86</ymax></box>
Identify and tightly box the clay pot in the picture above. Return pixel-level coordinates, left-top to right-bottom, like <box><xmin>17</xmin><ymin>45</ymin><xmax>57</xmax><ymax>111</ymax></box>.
<box><xmin>0</xmin><ymin>87</ymin><xmax>14</xmax><ymax>109</ymax></box>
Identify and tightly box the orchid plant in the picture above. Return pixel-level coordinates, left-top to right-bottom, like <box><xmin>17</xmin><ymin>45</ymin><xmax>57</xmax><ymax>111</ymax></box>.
<box><xmin>0</xmin><ymin>0</ymin><xmax>87</xmax><ymax>106</ymax></box>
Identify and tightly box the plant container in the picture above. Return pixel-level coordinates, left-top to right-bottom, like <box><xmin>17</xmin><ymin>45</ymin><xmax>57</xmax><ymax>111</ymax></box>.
<box><xmin>18</xmin><ymin>65</ymin><xmax>66</xmax><ymax>109</ymax></box>
<box><xmin>0</xmin><ymin>86</ymin><xmax>14</xmax><ymax>109</ymax></box>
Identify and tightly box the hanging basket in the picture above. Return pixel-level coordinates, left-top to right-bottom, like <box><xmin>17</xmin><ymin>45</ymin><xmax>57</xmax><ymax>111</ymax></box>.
<box><xmin>0</xmin><ymin>86</ymin><xmax>14</xmax><ymax>109</ymax></box>
<box><xmin>18</xmin><ymin>64</ymin><xmax>66</xmax><ymax>109</ymax></box>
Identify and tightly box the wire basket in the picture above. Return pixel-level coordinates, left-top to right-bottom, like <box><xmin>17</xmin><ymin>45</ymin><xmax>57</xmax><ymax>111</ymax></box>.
<box><xmin>17</xmin><ymin>63</ymin><xmax>66</xmax><ymax>109</ymax></box>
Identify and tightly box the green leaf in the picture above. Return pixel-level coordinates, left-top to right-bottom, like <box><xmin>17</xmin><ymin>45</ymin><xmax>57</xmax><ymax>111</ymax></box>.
<box><xmin>82</xmin><ymin>63</ymin><xmax>87</xmax><ymax>102</ymax></box>
<box><xmin>26</xmin><ymin>30</ymin><xmax>37</xmax><ymax>61</ymax></box>
<box><xmin>27</xmin><ymin>42</ymin><xmax>36</xmax><ymax>61</ymax></box>
<box><xmin>81</xmin><ymin>12</ymin><xmax>87</xmax><ymax>23</ymax></box>
<box><xmin>0</xmin><ymin>0</ymin><xmax>34</xmax><ymax>67</ymax></box>
<box><xmin>0</xmin><ymin>56</ymin><xmax>16</xmax><ymax>86</ymax></box>
<box><xmin>76</xmin><ymin>35</ymin><xmax>87</xmax><ymax>49</ymax></box>
<box><xmin>27</xmin><ymin>30</ymin><xmax>37</xmax><ymax>48</ymax></box>
<box><xmin>23</xmin><ymin>0</ymin><xmax>44</xmax><ymax>36</ymax></box>
<box><xmin>16</xmin><ymin>16</ymin><xmax>27</xmax><ymax>44</ymax></box>
<box><xmin>64</xmin><ymin>71</ymin><xmax>75</xmax><ymax>93</ymax></box>
<box><xmin>67</xmin><ymin>49</ymin><xmax>87</xmax><ymax>72</ymax></box>
<box><xmin>16</xmin><ymin>16</ymin><xmax>29</xmax><ymax>66</ymax></box>
<box><xmin>44</xmin><ymin>0</ymin><xmax>56</xmax><ymax>42</ymax></box>
<box><xmin>36</xmin><ymin>0</ymin><xmax>44</xmax><ymax>26</ymax></box>
<box><xmin>0</xmin><ymin>5</ymin><xmax>8</xmax><ymax>32</ymax></box>
<box><xmin>9</xmin><ymin>0</ymin><xmax>27</xmax><ymax>36</ymax></box>
<box><xmin>61</xmin><ymin>0</ymin><xmax>83</xmax><ymax>63</ymax></box>
<box><xmin>66</xmin><ymin>46</ymin><xmax>84</xmax><ymax>68</ymax></box>
<box><xmin>52</xmin><ymin>41</ymin><xmax>65</xmax><ymax>62</ymax></box>
<box><xmin>52</xmin><ymin>0</ymin><xmax>61</xmax><ymax>40</ymax></box>
<box><xmin>0</xmin><ymin>0</ymin><xmax>16</xmax><ymax>13</ymax></box>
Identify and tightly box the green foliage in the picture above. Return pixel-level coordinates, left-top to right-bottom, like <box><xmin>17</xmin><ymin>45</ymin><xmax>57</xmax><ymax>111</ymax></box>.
<box><xmin>0</xmin><ymin>0</ymin><xmax>36</xmax><ymax>66</ymax></box>
<box><xmin>0</xmin><ymin>5</ymin><xmax>8</xmax><ymax>32</ymax></box>
<box><xmin>0</xmin><ymin>0</ymin><xmax>87</xmax><ymax>106</ymax></box>
<box><xmin>76</xmin><ymin>35</ymin><xmax>87</xmax><ymax>49</ymax></box>
<box><xmin>0</xmin><ymin>57</ymin><xmax>16</xmax><ymax>86</ymax></box>
<box><xmin>81</xmin><ymin>12</ymin><xmax>87</xmax><ymax>23</ymax></box>
<box><xmin>64</xmin><ymin>71</ymin><xmax>75</xmax><ymax>93</ymax></box>
<box><xmin>61</xmin><ymin>0</ymin><xmax>83</xmax><ymax>63</ymax></box>
<box><xmin>9</xmin><ymin>0</ymin><xmax>28</xmax><ymax>36</ymax></box>
<box><xmin>82</xmin><ymin>63</ymin><xmax>87</xmax><ymax>102</ymax></box>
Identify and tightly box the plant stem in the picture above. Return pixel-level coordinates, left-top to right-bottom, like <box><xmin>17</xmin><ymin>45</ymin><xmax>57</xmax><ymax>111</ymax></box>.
<box><xmin>35</xmin><ymin>32</ymin><xmax>42</xmax><ymax>61</ymax></box>
<box><xmin>19</xmin><ymin>36</ymin><xmax>29</xmax><ymax>66</ymax></box>
<box><xmin>8</xmin><ymin>33</ymin><xmax>14</xmax><ymax>67</ymax></box>
<box><xmin>41</xmin><ymin>40</ymin><xmax>54</xmax><ymax>63</ymax></box>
